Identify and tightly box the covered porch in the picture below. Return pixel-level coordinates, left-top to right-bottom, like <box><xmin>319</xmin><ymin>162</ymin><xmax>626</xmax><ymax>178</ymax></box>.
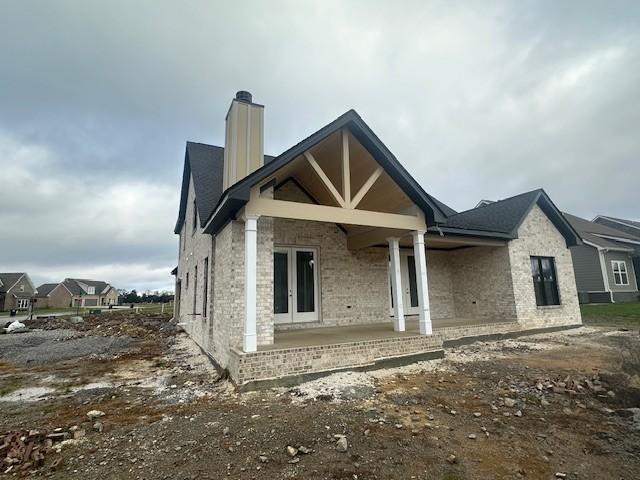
<box><xmin>227</xmin><ymin>123</ymin><xmax>521</xmax><ymax>387</ymax></box>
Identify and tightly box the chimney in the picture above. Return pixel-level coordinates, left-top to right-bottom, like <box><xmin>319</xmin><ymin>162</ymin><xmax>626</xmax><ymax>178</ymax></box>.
<box><xmin>223</xmin><ymin>91</ymin><xmax>264</xmax><ymax>190</ymax></box>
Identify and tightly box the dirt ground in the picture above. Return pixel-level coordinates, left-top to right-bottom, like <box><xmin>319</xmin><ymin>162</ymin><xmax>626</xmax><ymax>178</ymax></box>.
<box><xmin>1</xmin><ymin>313</ymin><xmax>639</xmax><ymax>479</ymax></box>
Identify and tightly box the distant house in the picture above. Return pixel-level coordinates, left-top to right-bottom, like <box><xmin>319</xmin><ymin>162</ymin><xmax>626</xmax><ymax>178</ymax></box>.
<box><xmin>564</xmin><ymin>213</ymin><xmax>639</xmax><ymax>304</ymax></box>
<box><xmin>35</xmin><ymin>278</ymin><xmax>119</xmax><ymax>308</ymax></box>
<box><xmin>0</xmin><ymin>273</ymin><xmax>36</xmax><ymax>311</ymax></box>
<box><xmin>592</xmin><ymin>215</ymin><xmax>640</xmax><ymax>288</ymax></box>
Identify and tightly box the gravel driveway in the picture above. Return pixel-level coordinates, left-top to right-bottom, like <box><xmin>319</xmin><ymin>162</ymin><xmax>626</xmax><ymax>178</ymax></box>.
<box><xmin>0</xmin><ymin>329</ymin><xmax>134</xmax><ymax>364</ymax></box>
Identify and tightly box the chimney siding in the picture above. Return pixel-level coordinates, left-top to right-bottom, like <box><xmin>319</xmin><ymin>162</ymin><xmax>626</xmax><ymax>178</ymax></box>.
<box><xmin>223</xmin><ymin>94</ymin><xmax>264</xmax><ymax>190</ymax></box>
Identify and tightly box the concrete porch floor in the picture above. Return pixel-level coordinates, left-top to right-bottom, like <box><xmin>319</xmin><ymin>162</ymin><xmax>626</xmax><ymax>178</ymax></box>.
<box><xmin>262</xmin><ymin>317</ymin><xmax>514</xmax><ymax>351</ymax></box>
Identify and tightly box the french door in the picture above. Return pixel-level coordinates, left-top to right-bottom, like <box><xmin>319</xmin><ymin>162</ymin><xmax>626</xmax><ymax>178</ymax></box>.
<box><xmin>389</xmin><ymin>251</ymin><xmax>420</xmax><ymax>315</ymax></box>
<box><xmin>274</xmin><ymin>247</ymin><xmax>319</xmax><ymax>324</ymax></box>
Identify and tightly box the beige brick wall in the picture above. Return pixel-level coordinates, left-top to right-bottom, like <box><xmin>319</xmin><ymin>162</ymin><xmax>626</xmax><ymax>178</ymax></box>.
<box><xmin>176</xmin><ymin>176</ymin><xmax>214</xmax><ymax>354</ymax></box>
<box><xmin>508</xmin><ymin>205</ymin><xmax>582</xmax><ymax>328</ymax></box>
<box><xmin>425</xmin><ymin>250</ymin><xmax>455</xmax><ymax>319</ymax></box>
<box><xmin>449</xmin><ymin>246</ymin><xmax>518</xmax><ymax>321</ymax></box>
<box><xmin>274</xmin><ymin>181</ymin><xmax>391</xmax><ymax>327</ymax></box>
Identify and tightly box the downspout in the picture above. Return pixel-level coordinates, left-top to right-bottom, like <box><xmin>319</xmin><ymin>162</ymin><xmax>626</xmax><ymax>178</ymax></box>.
<box><xmin>597</xmin><ymin>248</ymin><xmax>615</xmax><ymax>303</ymax></box>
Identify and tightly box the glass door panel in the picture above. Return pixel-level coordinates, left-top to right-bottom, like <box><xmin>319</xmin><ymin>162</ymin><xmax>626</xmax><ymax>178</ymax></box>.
<box><xmin>274</xmin><ymin>249</ymin><xmax>292</xmax><ymax>324</ymax></box>
<box><xmin>296</xmin><ymin>250</ymin><xmax>315</xmax><ymax>313</ymax></box>
<box><xmin>274</xmin><ymin>247</ymin><xmax>318</xmax><ymax>323</ymax></box>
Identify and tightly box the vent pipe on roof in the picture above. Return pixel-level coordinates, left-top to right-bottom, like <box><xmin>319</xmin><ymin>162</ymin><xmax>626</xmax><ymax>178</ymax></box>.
<box><xmin>223</xmin><ymin>91</ymin><xmax>264</xmax><ymax>190</ymax></box>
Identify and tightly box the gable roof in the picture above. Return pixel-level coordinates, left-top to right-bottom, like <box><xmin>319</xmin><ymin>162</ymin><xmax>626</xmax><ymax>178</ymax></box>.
<box><xmin>201</xmin><ymin>109</ymin><xmax>455</xmax><ymax>234</ymax></box>
<box><xmin>35</xmin><ymin>283</ymin><xmax>59</xmax><ymax>297</ymax></box>
<box><xmin>439</xmin><ymin>189</ymin><xmax>580</xmax><ymax>246</ymax></box>
<box><xmin>174</xmin><ymin>142</ymin><xmax>275</xmax><ymax>234</ymax></box>
<box><xmin>63</xmin><ymin>278</ymin><xmax>113</xmax><ymax>296</ymax></box>
<box><xmin>564</xmin><ymin>213</ymin><xmax>638</xmax><ymax>251</ymax></box>
<box><xmin>0</xmin><ymin>273</ymin><xmax>27</xmax><ymax>293</ymax></box>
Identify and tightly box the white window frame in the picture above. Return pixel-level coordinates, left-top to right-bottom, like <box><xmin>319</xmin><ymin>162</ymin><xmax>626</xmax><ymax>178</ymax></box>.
<box><xmin>611</xmin><ymin>260</ymin><xmax>629</xmax><ymax>286</ymax></box>
<box><xmin>87</xmin><ymin>286</ymin><xmax>95</xmax><ymax>294</ymax></box>
<box><xmin>17</xmin><ymin>299</ymin><xmax>29</xmax><ymax>309</ymax></box>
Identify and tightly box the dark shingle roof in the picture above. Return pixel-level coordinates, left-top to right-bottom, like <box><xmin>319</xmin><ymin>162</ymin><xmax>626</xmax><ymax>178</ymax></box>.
<box><xmin>563</xmin><ymin>213</ymin><xmax>638</xmax><ymax>250</ymax></box>
<box><xmin>174</xmin><ymin>142</ymin><xmax>274</xmax><ymax>234</ymax></box>
<box><xmin>63</xmin><ymin>279</ymin><xmax>112</xmax><ymax>296</ymax></box>
<box><xmin>35</xmin><ymin>283</ymin><xmax>59</xmax><ymax>297</ymax></box>
<box><xmin>0</xmin><ymin>273</ymin><xmax>26</xmax><ymax>293</ymax></box>
<box><xmin>437</xmin><ymin>189</ymin><xmax>580</xmax><ymax>247</ymax></box>
<box><xmin>444</xmin><ymin>190</ymin><xmax>541</xmax><ymax>234</ymax></box>
<box><xmin>601</xmin><ymin>216</ymin><xmax>640</xmax><ymax>229</ymax></box>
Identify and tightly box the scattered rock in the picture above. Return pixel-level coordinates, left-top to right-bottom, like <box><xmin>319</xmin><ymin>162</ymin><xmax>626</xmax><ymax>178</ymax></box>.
<box><xmin>336</xmin><ymin>436</ymin><xmax>348</xmax><ymax>453</ymax></box>
<box><xmin>473</xmin><ymin>412</ymin><xmax>482</xmax><ymax>418</ymax></box>
<box><xmin>259</xmin><ymin>455</ymin><xmax>268</xmax><ymax>463</ymax></box>
<box><xmin>555</xmin><ymin>473</ymin><xmax>567</xmax><ymax>479</ymax></box>
<box><xmin>86</xmin><ymin>410</ymin><xmax>105</xmax><ymax>419</ymax></box>
<box><xmin>447</xmin><ymin>454</ymin><xmax>457</xmax><ymax>464</ymax></box>
<box><xmin>504</xmin><ymin>398</ymin><xmax>517</xmax><ymax>408</ymax></box>
<box><xmin>468</xmin><ymin>434</ymin><xmax>477</xmax><ymax>440</ymax></box>
<box><xmin>287</xmin><ymin>446</ymin><xmax>298</xmax><ymax>457</ymax></box>
<box><xmin>514</xmin><ymin>410</ymin><xmax>523</xmax><ymax>417</ymax></box>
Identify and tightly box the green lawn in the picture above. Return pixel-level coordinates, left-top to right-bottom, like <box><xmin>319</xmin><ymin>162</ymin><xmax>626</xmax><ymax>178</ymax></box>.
<box><xmin>580</xmin><ymin>302</ymin><xmax>640</xmax><ymax>326</ymax></box>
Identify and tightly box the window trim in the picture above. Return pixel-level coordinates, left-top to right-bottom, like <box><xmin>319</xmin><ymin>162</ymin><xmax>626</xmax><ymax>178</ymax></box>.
<box><xmin>611</xmin><ymin>260</ymin><xmax>629</xmax><ymax>286</ymax></box>
<box><xmin>202</xmin><ymin>257</ymin><xmax>209</xmax><ymax>317</ymax></box>
<box><xmin>192</xmin><ymin>199</ymin><xmax>198</xmax><ymax>235</ymax></box>
<box><xmin>530</xmin><ymin>256</ymin><xmax>561</xmax><ymax>307</ymax></box>
<box><xmin>193</xmin><ymin>265</ymin><xmax>198</xmax><ymax>315</ymax></box>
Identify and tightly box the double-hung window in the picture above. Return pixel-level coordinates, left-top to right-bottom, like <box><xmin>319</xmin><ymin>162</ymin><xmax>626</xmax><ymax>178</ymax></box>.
<box><xmin>612</xmin><ymin>260</ymin><xmax>629</xmax><ymax>286</ymax></box>
<box><xmin>530</xmin><ymin>256</ymin><xmax>560</xmax><ymax>306</ymax></box>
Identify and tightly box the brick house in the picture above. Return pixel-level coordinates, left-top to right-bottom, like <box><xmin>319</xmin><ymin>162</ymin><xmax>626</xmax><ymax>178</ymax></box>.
<box><xmin>35</xmin><ymin>279</ymin><xmax>119</xmax><ymax>308</ymax></box>
<box><xmin>174</xmin><ymin>91</ymin><xmax>583</xmax><ymax>387</ymax></box>
<box><xmin>0</xmin><ymin>273</ymin><xmax>36</xmax><ymax>311</ymax></box>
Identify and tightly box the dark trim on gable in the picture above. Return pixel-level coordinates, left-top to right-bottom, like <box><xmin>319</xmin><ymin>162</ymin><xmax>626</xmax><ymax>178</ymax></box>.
<box><xmin>203</xmin><ymin>110</ymin><xmax>448</xmax><ymax>235</ymax></box>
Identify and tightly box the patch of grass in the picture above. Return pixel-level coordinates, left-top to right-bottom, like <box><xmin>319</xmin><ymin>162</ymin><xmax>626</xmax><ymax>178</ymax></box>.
<box><xmin>581</xmin><ymin>302</ymin><xmax>640</xmax><ymax>325</ymax></box>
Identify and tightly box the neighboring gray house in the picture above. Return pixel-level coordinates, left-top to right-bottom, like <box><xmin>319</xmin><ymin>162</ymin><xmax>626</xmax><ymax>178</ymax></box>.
<box><xmin>174</xmin><ymin>91</ymin><xmax>582</xmax><ymax>387</ymax></box>
<box><xmin>0</xmin><ymin>273</ymin><xmax>36</xmax><ymax>311</ymax></box>
<box><xmin>592</xmin><ymin>215</ymin><xmax>640</xmax><ymax>288</ymax></box>
<box><xmin>564</xmin><ymin>213</ymin><xmax>639</xmax><ymax>304</ymax></box>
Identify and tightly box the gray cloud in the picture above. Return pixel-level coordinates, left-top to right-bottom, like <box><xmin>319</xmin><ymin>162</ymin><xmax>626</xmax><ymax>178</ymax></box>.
<box><xmin>1</xmin><ymin>0</ymin><xmax>639</xmax><ymax>290</ymax></box>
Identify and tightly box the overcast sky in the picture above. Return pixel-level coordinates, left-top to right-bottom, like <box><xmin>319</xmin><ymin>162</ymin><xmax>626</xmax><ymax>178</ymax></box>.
<box><xmin>1</xmin><ymin>0</ymin><xmax>639</xmax><ymax>292</ymax></box>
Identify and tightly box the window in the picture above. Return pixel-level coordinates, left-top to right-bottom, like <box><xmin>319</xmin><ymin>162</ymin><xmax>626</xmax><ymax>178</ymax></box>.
<box><xmin>202</xmin><ymin>257</ymin><xmax>209</xmax><ymax>317</ymax></box>
<box><xmin>87</xmin><ymin>286</ymin><xmax>95</xmax><ymax>294</ymax></box>
<box><xmin>612</xmin><ymin>260</ymin><xmax>629</xmax><ymax>286</ymax></box>
<box><xmin>530</xmin><ymin>256</ymin><xmax>560</xmax><ymax>306</ymax></box>
<box><xmin>17</xmin><ymin>299</ymin><xmax>29</xmax><ymax>309</ymax></box>
<box><xmin>193</xmin><ymin>265</ymin><xmax>198</xmax><ymax>314</ymax></box>
<box><xmin>19</xmin><ymin>284</ymin><xmax>25</xmax><ymax>292</ymax></box>
<box><xmin>186</xmin><ymin>272</ymin><xmax>189</xmax><ymax>290</ymax></box>
<box><xmin>192</xmin><ymin>200</ymin><xmax>198</xmax><ymax>233</ymax></box>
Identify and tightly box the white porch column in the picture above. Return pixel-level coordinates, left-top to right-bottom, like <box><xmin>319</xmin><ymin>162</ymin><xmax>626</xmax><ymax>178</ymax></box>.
<box><xmin>412</xmin><ymin>230</ymin><xmax>433</xmax><ymax>335</ymax></box>
<box><xmin>243</xmin><ymin>214</ymin><xmax>260</xmax><ymax>352</ymax></box>
<box><xmin>387</xmin><ymin>237</ymin><xmax>405</xmax><ymax>332</ymax></box>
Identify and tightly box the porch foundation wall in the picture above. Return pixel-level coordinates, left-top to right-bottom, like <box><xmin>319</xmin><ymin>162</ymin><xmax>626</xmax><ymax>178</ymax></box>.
<box><xmin>229</xmin><ymin>335</ymin><xmax>443</xmax><ymax>385</ymax></box>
